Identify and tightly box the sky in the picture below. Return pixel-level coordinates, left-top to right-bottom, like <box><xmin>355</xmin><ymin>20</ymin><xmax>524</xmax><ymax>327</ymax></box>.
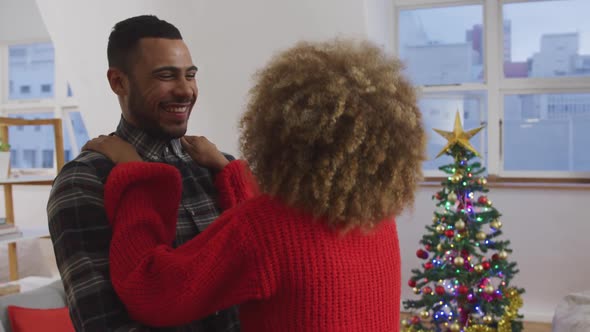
<box><xmin>402</xmin><ymin>0</ymin><xmax>589</xmax><ymax>62</ymax></box>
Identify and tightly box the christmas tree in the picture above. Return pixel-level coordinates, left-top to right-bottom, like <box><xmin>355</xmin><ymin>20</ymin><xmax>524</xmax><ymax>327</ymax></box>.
<box><xmin>402</xmin><ymin>112</ymin><xmax>524</xmax><ymax>332</ymax></box>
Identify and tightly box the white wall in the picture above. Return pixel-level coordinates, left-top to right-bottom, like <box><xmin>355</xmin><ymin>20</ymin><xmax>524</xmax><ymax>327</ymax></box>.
<box><xmin>0</xmin><ymin>0</ymin><xmax>585</xmax><ymax>323</ymax></box>
<box><xmin>163</xmin><ymin>0</ymin><xmax>367</xmax><ymax>155</ymax></box>
<box><xmin>0</xmin><ymin>0</ymin><xmax>49</xmax><ymax>43</ymax></box>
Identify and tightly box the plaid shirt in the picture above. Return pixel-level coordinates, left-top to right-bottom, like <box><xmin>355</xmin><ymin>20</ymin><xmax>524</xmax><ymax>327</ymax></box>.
<box><xmin>47</xmin><ymin>117</ymin><xmax>240</xmax><ymax>332</ymax></box>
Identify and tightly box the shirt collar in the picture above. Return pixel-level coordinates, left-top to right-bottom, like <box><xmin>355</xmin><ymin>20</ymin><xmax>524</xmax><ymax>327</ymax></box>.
<box><xmin>114</xmin><ymin>116</ymin><xmax>184</xmax><ymax>161</ymax></box>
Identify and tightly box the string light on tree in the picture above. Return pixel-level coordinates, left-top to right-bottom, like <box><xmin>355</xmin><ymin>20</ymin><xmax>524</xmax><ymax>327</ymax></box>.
<box><xmin>402</xmin><ymin>111</ymin><xmax>525</xmax><ymax>332</ymax></box>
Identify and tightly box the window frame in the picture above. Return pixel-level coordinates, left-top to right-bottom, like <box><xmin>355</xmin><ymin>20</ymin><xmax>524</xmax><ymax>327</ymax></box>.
<box><xmin>392</xmin><ymin>0</ymin><xmax>590</xmax><ymax>181</ymax></box>
<box><xmin>0</xmin><ymin>40</ymin><xmax>82</xmax><ymax>174</ymax></box>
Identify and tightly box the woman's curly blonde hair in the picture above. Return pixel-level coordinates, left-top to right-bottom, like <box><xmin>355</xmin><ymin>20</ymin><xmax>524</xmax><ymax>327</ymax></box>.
<box><xmin>240</xmin><ymin>39</ymin><xmax>426</xmax><ymax>230</ymax></box>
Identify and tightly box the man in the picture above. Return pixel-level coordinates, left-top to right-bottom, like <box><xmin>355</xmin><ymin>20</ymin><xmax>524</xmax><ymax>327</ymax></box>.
<box><xmin>47</xmin><ymin>15</ymin><xmax>239</xmax><ymax>331</ymax></box>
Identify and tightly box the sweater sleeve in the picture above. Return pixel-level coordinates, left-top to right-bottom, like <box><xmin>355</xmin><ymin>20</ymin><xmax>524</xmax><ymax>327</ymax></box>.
<box><xmin>215</xmin><ymin>159</ymin><xmax>260</xmax><ymax>210</ymax></box>
<box><xmin>104</xmin><ymin>162</ymin><xmax>270</xmax><ymax>327</ymax></box>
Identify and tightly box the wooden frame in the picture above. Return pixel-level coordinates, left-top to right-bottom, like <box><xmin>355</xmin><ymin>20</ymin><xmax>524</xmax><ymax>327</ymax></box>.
<box><xmin>0</xmin><ymin>117</ymin><xmax>64</xmax><ymax>281</ymax></box>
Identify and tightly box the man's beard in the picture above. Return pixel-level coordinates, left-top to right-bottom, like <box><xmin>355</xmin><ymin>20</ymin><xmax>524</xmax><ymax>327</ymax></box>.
<box><xmin>127</xmin><ymin>88</ymin><xmax>177</xmax><ymax>139</ymax></box>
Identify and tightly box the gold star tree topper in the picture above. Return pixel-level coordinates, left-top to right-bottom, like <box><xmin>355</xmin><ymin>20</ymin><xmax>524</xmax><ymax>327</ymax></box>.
<box><xmin>433</xmin><ymin>111</ymin><xmax>484</xmax><ymax>158</ymax></box>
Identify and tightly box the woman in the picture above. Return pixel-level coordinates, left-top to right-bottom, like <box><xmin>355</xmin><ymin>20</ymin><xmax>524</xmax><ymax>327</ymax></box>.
<box><xmin>85</xmin><ymin>39</ymin><xmax>426</xmax><ymax>331</ymax></box>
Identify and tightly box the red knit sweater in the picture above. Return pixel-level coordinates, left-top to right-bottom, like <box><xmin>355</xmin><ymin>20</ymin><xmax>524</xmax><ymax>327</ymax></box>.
<box><xmin>105</xmin><ymin>161</ymin><xmax>401</xmax><ymax>332</ymax></box>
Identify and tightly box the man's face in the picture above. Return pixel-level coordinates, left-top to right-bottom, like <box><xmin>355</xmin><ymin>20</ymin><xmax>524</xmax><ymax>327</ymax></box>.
<box><xmin>124</xmin><ymin>38</ymin><xmax>198</xmax><ymax>139</ymax></box>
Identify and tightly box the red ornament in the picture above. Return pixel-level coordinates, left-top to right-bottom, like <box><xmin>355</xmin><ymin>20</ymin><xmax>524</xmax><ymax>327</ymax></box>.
<box><xmin>458</xmin><ymin>285</ymin><xmax>469</xmax><ymax>295</ymax></box>
<box><xmin>425</xmin><ymin>244</ymin><xmax>432</xmax><ymax>251</ymax></box>
<box><xmin>424</xmin><ymin>262</ymin><xmax>433</xmax><ymax>270</ymax></box>
<box><xmin>408</xmin><ymin>279</ymin><xmax>417</xmax><ymax>287</ymax></box>
<box><xmin>482</xmin><ymin>261</ymin><xmax>491</xmax><ymax>270</ymax></box>
<box><xmin>492</xmin><ymin>254</ymin><xmax>500</xmax><ymax>261</ymax></box>
<box><xmin>461</xmin><ymin>249</ymin><xmax>470</xmax><ymax>257</ymax></box>
<box><xmin>411</xmin><ymin>316</ymin><xmax>420</xmax><ymax>325</ymax></box>
<box><xmin>445</xmin><ymin>230</ymin><xmax>455</xmax><ymax>238</ymax></box>
<box><xmin>435</xmin><ymin>285</ymin><xmax>445</xmax><ymax>295</ymax></box>
<box><xmin>478</xmin><ymin>196</ymin><xmax>488</xmax><ymax>204</ymax></box>
<box><xmin>435</xmin><ymin>193</ymin><xmax>442</xmax><ymax>200</ymax></box>
<box><xmin>423</xmin><ymin>286</ymin><xmax>433</xmax><ymax>294</ymax></box>
<box><xmin>416</xmin><ymin>249</ymin><xmax>429</xmax><ymax>259</ymax></box>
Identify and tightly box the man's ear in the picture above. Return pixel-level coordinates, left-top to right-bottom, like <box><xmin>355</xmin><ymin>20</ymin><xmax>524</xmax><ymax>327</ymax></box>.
<box><xmin>107</xmin><ymin>68</ymin><xmax>128</xmax><ymax>96</ymax></box>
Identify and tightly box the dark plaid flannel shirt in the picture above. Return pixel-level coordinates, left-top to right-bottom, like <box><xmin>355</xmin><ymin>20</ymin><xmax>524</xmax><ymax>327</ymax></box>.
<box><xmin>47</xmin><ymin>118</ymin><xmax>240</xmax><ymax>332</ymax></box>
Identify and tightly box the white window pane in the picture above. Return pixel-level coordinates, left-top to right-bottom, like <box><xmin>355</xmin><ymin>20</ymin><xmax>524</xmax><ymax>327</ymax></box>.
<box><xmin>504</xmin><ymin>0</ymin><xmax>590</xmax><ymax>78</ymax></box>
<box><xmin>8</xmin><ymin>112</ymin><xmax>54</xmax><ymax>168</ymax></box>
<box><xmin>22</xmin><ymin>149</ymin><xmax>37</xmax><ymax>168</ymax></box>
<box><xmin>504</xmin><ymin>93</ymin><xmax>590</xmax><ymax>171</ymax></box>
<box><xmin>8</xmin><ymin>43</ymin><xmax>55</xmax><ymax>100</ymax></box>
<box><xmin>42</xmin><ymin>149</ymin><xmax>53</xmax><ymax>168</ymax></box>
<box><xmin>398</xmin><ymin>5</ymin><xmax>483</xmax><ymax>86</ymax></box>
<box><xmin>10</xmin><ymin>149</ymin><xmax>18</xmax><ymax>168</ymax></box>
<box><xmin>66</xmin><ymin>111</ymin><xmax>89</xmax><ymax>161</ymax></box>
<box><xmin>420</xmin><ymin>91</ymin><xmax>487</xmax><ymax>171</ymax></box>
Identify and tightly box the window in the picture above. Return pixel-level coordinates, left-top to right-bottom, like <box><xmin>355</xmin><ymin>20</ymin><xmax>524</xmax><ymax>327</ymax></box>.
<box><xmin>1</xmin><ymin>42</ymin><xmax>89</xmax><ymax>172</ymax></box>
<box><xmin>42</xmin><ymin>149</ymin><xmax>54</xmax><ymax>168</ymax></box>
<box><xmin>504</xmin><ymin>1</ymin><xmax>590</xmax><ymax>79</ymax></box>
<box><xmin>41</xmin><ymin>84</ymin><xmax>52</xmax><ymax>93</ymax></box>
<box><xmin>393</xmin><ymin>0</ymin><xmax>590</xmax><ymax>179</ymax></box>
<box><xmin>19</xmin><ymin>86</ymin><xmax>31</xmax><ymax>94</ymax></box>
<box><xmin>504</xmin><ymin>93</ymin><xmax>590</xmax><ymax>172</ymax></box>
<box><xmin>22</xmin><ymin>149</ymin><xmax>37</xmax><ymax>168</ymax></box>
<box><xmin>9</xmin><ymin>149</ymin><xmax>18</xmax><ymax>168</ymax></box>
<box><xmin>8</xmin><ymin>43</ymin><xmax>55</xmax><ymax>100</ymax></box>
<box><xmin>398</xmin><ymin>5</ymin><xmax>484</xmax><ymax>86</ymax></box>
<box><xmin>420</xmin><ymin>91</ymin><xmax>488</xmax><ymax>171</ymax></box>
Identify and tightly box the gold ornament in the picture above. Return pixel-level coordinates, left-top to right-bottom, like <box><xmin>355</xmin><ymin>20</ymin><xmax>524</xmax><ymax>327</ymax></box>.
<box><xmin>436</xmin><ymin>225</ymin><xmax>446</xmax><ymax>234</ymax></box>
<box><xmin>451</xmin><ymin>174</ymin><xmax>462</xmax><ymax>183</ymax></box>
<box><xmin>413</xmin><ymin>287</ymin><xmax>420</xmax><ymax>294</ymax></box>
<box><xmin>420</xmin><ymin>311</ymin><xmax>430</xmax><ymax>319</ymax></box>
<box><xmin>454</xmin><ymin>256</ymin><xmax>465</xmax><ymax>266</ymax></box>
<box><xmin>432</xmin><ymin>215</ymin><xmax>439</xmax><ymax>223</ymax></box>
<box><xmin>448</xmin><ymin>192</ymin><xmax>458</xmax><ymax>202</ymax></box>
<box><xmin>455</xmin><ymin>220</ymin><xmax>466</xmax><ymax>230</ymax></box>
<box><xmin>401</xmin><ymin>319</ymin><xmax>409</xmax><ymax>327</ymax></box>
<box><xmin>476</xmin><ymin>232</ymin><xmax>487</xmax><ymax>241</ymax></box>
<box><xmin>482</xmin><ymin>315</ymin><xmax>493</xmax><ymax>324</ymax></box>
<box><xmin>486</xmin><ymin>200</ymin><xmax>493</xmax><ymax>206</ymax></box>
<box><xmin>490</xmin><ymin>219</ymin><xmax>502</xmax><ymax>229</ymax></box>
<box><xmin>437</xmin><ymin>243</ymin><xmax>444</xmax><ymax>252</ymax></box>
<box><xmin>450</xmin><ymin>323</ymin><xmax>461</xmax><ymax>331</ymax></box>
<box><xmin>474</xmin><ymin>264</ymin><xmax>484</xmax><ymax>273</ymax></box>
<box><xmin>433</xmin><ymin>111</ymin><xmax>484</xmax><ymax>157</ymax></box>
<box><xmin>499</xmin><ymin>250</ymin><xmax>508</xmax><ymax>260</ymax></box>
<box><xmin>484</xmin><ymin>284</ymin><xmax>495</xmax><ymax>294</ymax></box>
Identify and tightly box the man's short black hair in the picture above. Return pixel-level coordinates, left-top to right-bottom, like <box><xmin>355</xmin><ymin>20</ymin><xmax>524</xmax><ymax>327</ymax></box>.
<box><xmin>107</xmin><ymin>15</ymin><xmax>182</xmax><ymax>72</ymax></box>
